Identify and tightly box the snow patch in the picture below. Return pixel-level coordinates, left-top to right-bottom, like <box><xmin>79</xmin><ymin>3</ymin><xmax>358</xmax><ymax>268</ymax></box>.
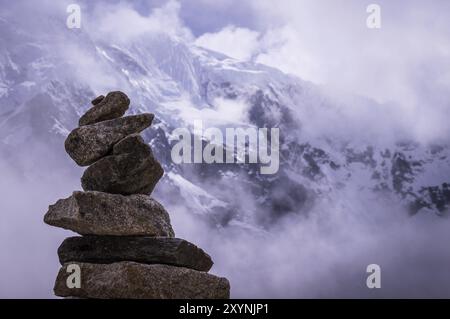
<box><xmin>50</xmin><ymin>118</ymin><xmax>70</xmax><ymax>136</ymax></box>
<box><xmin>167</xmin><ymin>172</ymin><xmax>228</xmax><ymax>214</ymax></box>
<box><xmin>20</xmin><ymin>81</ymin><xmax>36</xmax><ymax>88</ymax></box>
<box><xmin>0</xmin><ymin>85</ymin><xmax>7</xmax><ymax>98</ymax></box>
<box><xmin>96</xmin><ymin>46</ymin><xmax>115</xmax><ymax>63</ymax></box>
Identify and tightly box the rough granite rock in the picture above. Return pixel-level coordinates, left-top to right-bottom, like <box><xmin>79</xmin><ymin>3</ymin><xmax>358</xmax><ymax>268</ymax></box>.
<box><xmin>81</xmin><ymin>134</ymin><xmax>163</xmax><ymax>195</ymax></box>
<box><xmin>54</xmin><ymin>262</ymin><xmax>230</xmax><ymax>299</ymax></box>
<box><xmin>58</xmin><ymin>236</ymin><xmax>213</xmax><ymax>271</ymax></box>
<box><xmin>44</xmin><ymin>191</ymin><xmax>174</xmax><ymax>237</ymax></box>
<box><xmin>79</xmin><ymin>91</ymin><xmax>130</xmax><ymax>126</ymax></box>
<box><xmin>91</xmin><ymin>95</ymin><xmax>105</xmax><ymax>106</ymax></box>
<box><xmin>65</xmin><ymin>113</ymin><xmax>154</xmax><ymax>166</ymax></box>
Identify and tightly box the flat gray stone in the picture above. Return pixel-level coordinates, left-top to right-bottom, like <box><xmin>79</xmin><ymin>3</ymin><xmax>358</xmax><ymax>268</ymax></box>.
<box><xmin>44</xmin><ymin>191</ymin><xmax>174</xmax><ymax>237</ymax></box>
<box><xmin>58</xmin><ymin>236</ymin><xmax>213</xmax><ymax>271</ymax></box>
<box><xmin>65</xmin><ymin>113</ymin><xmax>154</xmax><ymax>166</ymax></box>
<box><xmin>54</xmin><ymin>262</ymin><xmax>230</xmax><ymax>299</ymax></box>
<box><xmin>79</xmin><ymin>91</ymin><xmax>130</xmax><ymax>126</ymax></box>
<box><xmin>81</xmin><ymin>134</ymin><xmax>163</xmax><ymax>195</ymax></box>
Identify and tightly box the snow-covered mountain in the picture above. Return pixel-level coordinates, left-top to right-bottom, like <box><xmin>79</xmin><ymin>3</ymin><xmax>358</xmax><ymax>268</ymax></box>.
<box><xmin>1</xmin><ymin>13</ymin><xmax>449</xmax><ymax>233</ymax></box>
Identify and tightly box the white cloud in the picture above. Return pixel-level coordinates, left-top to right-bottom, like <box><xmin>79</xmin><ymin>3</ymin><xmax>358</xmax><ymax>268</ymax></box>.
<box><xmin>193</xmin><ymin>0</ymin><xmax>450</xmax><ymax>143</ymax></box>
<box><xmin>195</xmin><ymin>25</ymin><xmax>260</xmax><ymax>60</ymax></box>
<box><xmin>256</xmin><ymin>26</ymin><xmax>321</xmax><ymax>83</ymax></box>
<box><xmin>90</xmin><ymin>0</ymin><xmax>193</xmax><ymax>42</ymax></box>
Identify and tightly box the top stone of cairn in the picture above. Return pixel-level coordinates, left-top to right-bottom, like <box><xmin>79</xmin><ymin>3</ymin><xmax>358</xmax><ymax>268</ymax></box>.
<box><xmin>79</xmin><ymin>91</ymin><xmax>130</xmax><ymax>126</ymax></box>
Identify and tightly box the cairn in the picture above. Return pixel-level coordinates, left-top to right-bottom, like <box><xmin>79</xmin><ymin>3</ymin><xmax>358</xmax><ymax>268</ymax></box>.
<box><xmin>44</xmin><ymin>91</ymin><xmax>230</xmax><ymax>299</ymax></box>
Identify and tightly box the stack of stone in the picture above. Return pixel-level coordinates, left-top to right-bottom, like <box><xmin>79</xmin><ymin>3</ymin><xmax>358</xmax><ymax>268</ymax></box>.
<box><xmin>44</xmin><ymin>91</ymin><xmax>230</xmax><ymax>299</ymax></box>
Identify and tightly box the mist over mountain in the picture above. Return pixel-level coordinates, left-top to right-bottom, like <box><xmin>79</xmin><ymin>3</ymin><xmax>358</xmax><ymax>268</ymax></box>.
<box><xmin>1</xmin><ymin>0</ymin><xmax>449</xmax><ymax>298</ymax></box>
